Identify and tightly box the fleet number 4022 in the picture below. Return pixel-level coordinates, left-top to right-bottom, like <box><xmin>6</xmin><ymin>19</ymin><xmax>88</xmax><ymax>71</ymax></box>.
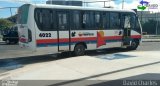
<box><xmin>39</xmin><ymin>33</ymin><xmax>51</xmax><ymax>37</ymax></box>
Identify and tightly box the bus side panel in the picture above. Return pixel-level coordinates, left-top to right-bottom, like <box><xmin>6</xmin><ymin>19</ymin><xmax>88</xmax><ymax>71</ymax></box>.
<box><xmin>70</xmin><ymin>30</ymin><xmax>97</xmax><ymax>51</ymax></box>
<box><xmin>105</xmin><ymin>30</ymin><xmax>123</xmax><ymax>48</ymax></box>
<box><xmin>70</xmin><ymin>30</ymin><xmax>123</xmax><ymax>51</ymax></box>
<box><xmin>131</xmin><ymin>30</ymin><xmax>141</xmax><ymax>40</ymax></box>
<box><xmin>35</xmin><ymin>30</ymin><xmax>58</xmax><ymax>54</ymax></box>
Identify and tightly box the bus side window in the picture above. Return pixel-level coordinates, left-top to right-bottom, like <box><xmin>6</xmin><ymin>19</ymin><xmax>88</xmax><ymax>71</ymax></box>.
<box><xmin>57</xmin><ymin>12</ymin><xmax>68</xmax><ymax>30</ymax></box>
<box><xmin>51</xmin><ymin>11</ymin><xmax>56</xmax><ymax>30</ymax></box>
<box><xmin>82</xmin><ymin>11</ymin><xmax>96</xmax><ymax>30</ymax></box>
<box><xmin>95</xmin><ymin>12</ymin><xmax>102</xmax><ymax>29</ymax></box>
<box><xmin>110</xmin><ymin>13</ymin><xmax>120</xmax><ymax>29</ymax></box>
<box><xmin>35</xmin><ymin>9</ymin><xmax>42</xmax><ymax>30</ymax></box>
<box><xmin>89</xmin><ymin>11</ymin><xmax>95</xmax><ymax>29</ymax></box>
<box><xmin>122</xmin><ymin>13</ymin><xmax>136</xmax><ymax>29</ymax></box>
<box><xmin>82</xmin><ymin>11</ymin><xmax>88</xmax><ymax>29</ymax></box>
<box><xmin>124</xmin><ymin>15</ymin><xmax>131</xmax><ymax>29</ymax></box>
<box><xmin>103</xmin><ymin>12</ymin><xmax>109</xmax><ymax>29</ymax></box>
<box><xmin>35</xmin><ymin>9</ymin><xmax>53</xmax><ymax>31</ymax></box>
<box><xmin>71</xmin><ymin>11</ymin><xmax>80</xmax><ymax>30</ymax></box>
<box><xmin>41</xmin><ymin>9</ymin><xmax>52</xmax><ymax>30</ymax></box>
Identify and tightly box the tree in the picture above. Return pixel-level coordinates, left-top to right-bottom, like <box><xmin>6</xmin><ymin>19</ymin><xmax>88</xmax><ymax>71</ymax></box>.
<box><xmin>7</xmin><ymin>14</ymin><xmax>18</xmax><ymax>23</ymax></box>
<box><xmin>0</xmin><ymin>19</ymin><xmax>15</xmax><ymax>30</ymax></box>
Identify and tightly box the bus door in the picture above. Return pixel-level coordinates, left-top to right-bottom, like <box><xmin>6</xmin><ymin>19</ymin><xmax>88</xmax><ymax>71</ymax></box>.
<box><xmin>122</xmin><ymin>14</ymin><xmax>132</xmax><ymax>46</ymax></box>
<box><xmin>57</xmin><ymin>11</ymin><xmax>71</xmax><ymax>52</ymax></box>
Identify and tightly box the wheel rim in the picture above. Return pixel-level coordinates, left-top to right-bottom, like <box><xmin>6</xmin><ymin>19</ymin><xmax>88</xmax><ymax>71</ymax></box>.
<box><xmin>131</xmin><ymin>41</ymin><xmax>137</xmax><ymax>48</ymax></box>
<box><xmin>75</xmin><ymin>45</ymin><xmax>85</xmax><ymax>55</ymax></box>
<box><xmin>6</xmin><ymin>40</ymin><xmax>9</xmax><ymax>44</ymax></box>
<box><xmin>77</xmin><ymin>47</ymin><xmax>83</xmax><ymax>54</ymax></box>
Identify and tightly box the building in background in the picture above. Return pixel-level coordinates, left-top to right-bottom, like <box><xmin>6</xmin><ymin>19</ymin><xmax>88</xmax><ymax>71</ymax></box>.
<box><xmin>137</xmin><ymin>11</ymin><xmax>160</xmax><ymax>35</ymax></box>
<box><xmin>46</xmin><ymin>0</ymin><xmax>82</xmax><ymax>6</ymax></box>
<box><xmin>137</xmin><ymin>11</ymin><xmax>160</xmax><ymax>23</ymax></box>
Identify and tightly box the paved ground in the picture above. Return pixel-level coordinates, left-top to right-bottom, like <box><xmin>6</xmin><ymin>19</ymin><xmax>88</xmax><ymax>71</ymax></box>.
<box><xmin>0</xmin><ymin>42</ymin><xmax>160</xmax><ymax>72</ymax></box>
<box><xmin>0</xmin><ymin>42</ymin><xmax>160</xmax><ymax>86</ymax></box>
<box><xmin>137</xmin><ymin>42</ymin><xmax>160</xmax><ymax>51</ymax></box>
<box><xmin>0</xmin><ymin>51</ymin><xmax>160</xmax><ymax>86</ymax></box>
<box><xmin>0</xmin><ymin>42</ymin><xmax>160</xmax><ymax>59</ymax></box>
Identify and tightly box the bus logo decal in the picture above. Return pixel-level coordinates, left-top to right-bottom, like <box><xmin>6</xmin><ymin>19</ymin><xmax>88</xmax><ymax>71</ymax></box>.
<box><xmin>78</xmin><ymin>32</ymin><xmax>94</xmax><ymax>37</ymax></box>
<box><xmin>71</xmin><ymin>32</ymin><xmax>76</xmax><ymax>37</ymax></box>
<box><xmin>97</xmin><ymin>31</ymin><xmax>106</xmax><ymax>48</ymax></box>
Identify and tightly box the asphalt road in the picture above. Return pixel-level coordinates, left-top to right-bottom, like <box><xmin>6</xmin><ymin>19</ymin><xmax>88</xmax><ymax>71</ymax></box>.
<box><xmin>0</xmin><ymin>42</ymin><xmax>159</xmax><ymax>53</ymax></box>
<box><xmin>137</xmin><ymin>42</ymin><xmax>160</xmax><ymax>51</ymax></box>
<box><xmin>0</xmin><ymin>42</ymin><xmax>159</xmax><ymax>74</ymax></box>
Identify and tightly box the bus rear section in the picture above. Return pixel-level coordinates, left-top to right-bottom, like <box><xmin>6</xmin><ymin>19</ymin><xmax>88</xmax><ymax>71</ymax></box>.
<box><xmin>18</xmin><ymin>4</ymin><xmax>36</xmax><ymax>51</ymax></box>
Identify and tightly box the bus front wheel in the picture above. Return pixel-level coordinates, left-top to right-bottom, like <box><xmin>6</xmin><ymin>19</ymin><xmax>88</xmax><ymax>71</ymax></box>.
<box><xmin>74</xmin><ymin>44</ymin><xmax>85</xmax><ymax>56</ymax></box>
<box><xmin>127</xmin><ymin>40</ymin><xmax>139</xmax><ymax>50</ymax></box>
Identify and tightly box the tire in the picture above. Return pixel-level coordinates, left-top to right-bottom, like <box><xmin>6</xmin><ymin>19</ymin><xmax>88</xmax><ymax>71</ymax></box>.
<box><xmin>60</xmin><ymin>51</ymin><xmax>71</xmax><ymax>58</ymax></box>
<box><xmin>5</xmin><ymin>39</ymin><xmax>10</xmax><ymax>44</ymax></box>
<box><xmin>127</xmin><ymin>40</ymin><xmax>139</xmax><ymax>50</ymax></box>
<box><xmin>74</xmin><ymin>44</ymin><xmax>85</xmax><ymax>56</ymax></box>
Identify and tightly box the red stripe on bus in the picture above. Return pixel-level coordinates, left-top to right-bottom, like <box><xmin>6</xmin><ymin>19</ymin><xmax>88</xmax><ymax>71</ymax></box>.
<box><xmin>131</xmin><ymin>35</ymin><xmax>141</xmax><ymax>39</ymax></box>
<box><xmin>36</xmin><ymin>39</ymin><xmax>57</xmax><ymax>44</ymax></box>
<box><xmin>59</xmin><ymin>38</ymin><xmax>69</xmax><ymax>42</ymax></box>
<box><xmin>36</xmin><ymin>35</ymin><xmax>141</xmax><ymax>44</ymax></box>
<box><xmin>36</xmin><ymin>37</ymin><xmax>97</xmax><ymax>44</ymax></box>
<box><xmin>105</xmin><ymin>36</ymin><xmax>122</xmax><ymax>40</ymax></box>
<box><xmin>71</xmin><ymin>37</ymin><xmax>96</xmax><ymax>42</ymax></box>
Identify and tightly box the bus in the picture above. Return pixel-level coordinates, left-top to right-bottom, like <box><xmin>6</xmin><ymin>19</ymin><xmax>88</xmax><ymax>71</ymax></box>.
<box><xmin>18</xmin><ymin>4</ymin><xmax>142</xmax><ymax>56</ymax></box>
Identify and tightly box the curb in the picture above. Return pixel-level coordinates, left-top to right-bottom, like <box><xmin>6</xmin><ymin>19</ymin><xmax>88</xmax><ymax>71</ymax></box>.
<box><xmin>0</xmin><ymin>41</ymin><xmax>5</xmax><ymax>44</ymax></box>
<box><xmin>142</xmin><ymin>39</ymin><xmax>160</xmax><ymax>42</ymax></box>
<box><xmin>142</xmin><ymin>41</ymin><xmax>160</xmax><ymax>42</ymax></box>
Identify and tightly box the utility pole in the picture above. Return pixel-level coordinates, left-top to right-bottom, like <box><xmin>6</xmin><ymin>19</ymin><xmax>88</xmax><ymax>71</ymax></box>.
<box><xmin>122</xmin><ymin>0</ymin><xmax>124</xmax><ymax>9</ymax></box>
<box><xmin>9</xmin><ymin>8</ymin><xmax>12</xmax><ymax>17</ymax></box>
<box><xmin>83</xmin><ymin>0</ymin><xmax>116</xmax><ymax>8</ymax></box>
<box><xmin>0</xmin><ymin>7</ymin><xmax>18</xmax><ymax>18</ymax></box>
<box><xmin>156</xmin><ymin>12</ymin><xmax>159</xmax><ymax>35</ymax></box>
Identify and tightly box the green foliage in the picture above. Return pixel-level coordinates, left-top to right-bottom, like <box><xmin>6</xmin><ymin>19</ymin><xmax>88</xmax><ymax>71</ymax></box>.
<box><xmin>7</xmin><ymin>14</ymin><xmax>17</xmax><ymax>23</ymax></box>
<box><xmin>0</xmin><ymin>19</ymin><xmax>15</xmax><ymax>30</ymax></box>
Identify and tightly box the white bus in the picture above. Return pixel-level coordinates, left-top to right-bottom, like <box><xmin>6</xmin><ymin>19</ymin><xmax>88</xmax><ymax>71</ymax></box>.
<box><xmin>18</xmin><ymin>4</ymin><xmax>142</xmax><ymax>56</ymax></box>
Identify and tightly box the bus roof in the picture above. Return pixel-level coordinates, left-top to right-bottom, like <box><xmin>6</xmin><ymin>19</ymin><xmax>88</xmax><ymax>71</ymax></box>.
<box><xmin>28</xmin><ymin>4</ymin><xmax>135</xmax><ymax>13</ymax></box>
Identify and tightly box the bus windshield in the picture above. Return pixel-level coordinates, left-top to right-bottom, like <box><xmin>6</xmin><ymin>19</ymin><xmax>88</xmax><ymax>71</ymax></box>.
<box><xmin>18</xmin><ymin>4</ymin><xmax>30</xmax><ymax>24</ymax></box>
<box><xmin>135</xmin><ymin>17</ymin><xmax>142</xmax><ymax>34</ymax></box>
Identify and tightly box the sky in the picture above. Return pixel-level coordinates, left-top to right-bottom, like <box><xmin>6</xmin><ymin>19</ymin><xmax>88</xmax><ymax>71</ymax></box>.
<box><xmin>0</xmin><ymin>0</ymin><xmax>160</xmax><ymax>18</ymax></box>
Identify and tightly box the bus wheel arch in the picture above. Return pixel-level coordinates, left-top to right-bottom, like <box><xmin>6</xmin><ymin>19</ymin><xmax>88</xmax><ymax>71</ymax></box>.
<box><xmin>73</xmin><ymin>42</ymin><xmax>87</xmax><ymax>56</ymax></box>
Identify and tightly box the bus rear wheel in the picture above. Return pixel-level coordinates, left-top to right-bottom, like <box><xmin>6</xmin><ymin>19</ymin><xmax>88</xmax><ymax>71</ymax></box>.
<box><xmin>74</xmin><ymin>44</ymin><xmax>85</xmax><ymax>56</ymax></box>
